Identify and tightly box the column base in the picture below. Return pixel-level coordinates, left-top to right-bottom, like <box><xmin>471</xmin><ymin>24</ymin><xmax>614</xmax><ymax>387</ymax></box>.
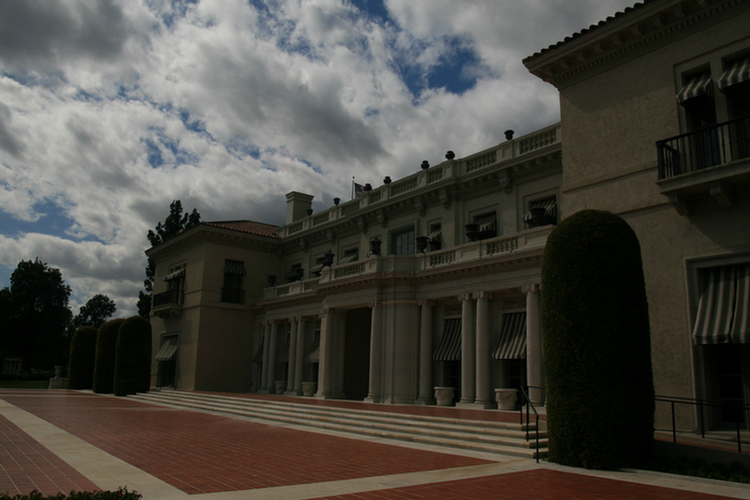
<box><xmin>284</xmin><ymin>390</ymin><xmax>302</xmax><ymax>396</ymax></box>
<box><xmin>363</xmin><ymin>395</ymin><xmax>381</xmax><ymax>403</ymax></box>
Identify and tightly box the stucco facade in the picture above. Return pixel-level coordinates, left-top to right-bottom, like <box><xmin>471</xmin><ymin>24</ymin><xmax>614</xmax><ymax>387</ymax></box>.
<box><xmin>524</xmin><ymin>0</ymin><xmax>750</xmax><ymax>431</ymax></box>
<box><xmin>147</xmin><ymin>125</ymin><xmax>562</xmax><ymax>408</ymax></box>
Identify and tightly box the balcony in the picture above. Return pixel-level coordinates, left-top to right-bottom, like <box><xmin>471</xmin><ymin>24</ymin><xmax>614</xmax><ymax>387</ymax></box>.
<box><xmin>152</xmin><ymin>289</ymin><xmax>184</xmax><ymax>318</ymax></box>
<box><xmin>261</xmin><ymin>226</ymin><xmax>552</xmax><ymax>302</ymax></box>
<box><xmin>657</xmin><ymin>116</ymin><xmax>750</xmax><ymax>214</ymax></box>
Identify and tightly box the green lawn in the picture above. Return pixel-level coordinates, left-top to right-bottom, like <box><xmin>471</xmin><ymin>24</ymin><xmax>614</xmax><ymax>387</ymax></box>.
<box><xmin>0</xmin><ymin>380</ymin><xmax>50</xmax><ymax>389</ymax></box>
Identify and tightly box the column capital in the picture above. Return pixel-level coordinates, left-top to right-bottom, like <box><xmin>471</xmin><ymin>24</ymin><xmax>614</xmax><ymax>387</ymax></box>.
<box><xmin>369</xmin><ymin>301</ymin><xmax>378</xmax><ymax>309</ymax></box>
<box><xmin>458</xmin><ymin>293</ymin><xmax>473</xmax><ymax>302</ymax></box>
<box><xmin>522</xmin><ymin>283</ymin><xmax>540</xmax><ymax>294</ymax></box>
<box><xmin>472</xmin><ymin>291</ymin><xmax>492</xmax><ymax>301</ymax></box>
<box><xmin>417</xmin><ymin>299</ymin><xmax>434</xmax><ymax>307</ymax></box>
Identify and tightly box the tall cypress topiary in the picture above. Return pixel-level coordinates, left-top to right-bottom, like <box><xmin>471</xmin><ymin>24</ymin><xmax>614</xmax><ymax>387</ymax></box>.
<box><xmin>93</xmin><ymin>318</ymin><xmax>125</xmax><ymax>393</ymax></box>
<box><xmin>68</xmin><ymin>326</ymin><xmax>98</xmax><ymax>389</ymax></box>
<box><xmin>113</xmin><ymin>316</ymin><xmax>152</xmax><ymax>396</ymax></box>
<box><xmin>541</xmin><ymin>210</ymin><xmax>654</xmax><ymax>470</ymax></box>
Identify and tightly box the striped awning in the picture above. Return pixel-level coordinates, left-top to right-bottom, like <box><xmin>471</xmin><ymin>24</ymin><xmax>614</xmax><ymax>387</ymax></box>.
<box><xmin>718</xmin><ymin>57</ymin><xmax>750</xmax><ymax>91</ymax></box>
<box><xmin>163</xmin><ymin>268</ymin><xmax>185</xmax><ymax>282</ymax></box>
<box><xmin>493</xmin><ymin>312</ymin><xmax>527</xmax><ymax>360</ymax></box>
<box><xmin>306</xmin><ymin>331</ymin><xmax>321</xmax><ymax>363</ymax></box>
<box><xmin>224</xmin><ymin>260</ymin><xmax>246</xmax><ymax>275</ymax></box>
<box><xmin>252</xmin><ymin>337</ymin><xmax>264</xmax><ymax>363</ymax></box>
<box><xmin>429</xmin><ymin>227</ymin><xmax>442</xmax><ymax>240</ymax></box>
<box><xmin>434</xmin><ymin>318</ymin><xmax>462</xmax><ymax>361</ymax></box>
<box><xmin>475</xmin><ymin>214</ymin><xmax>496</xmax><ymax>232</ymax></box>
<box><xmin>276</xmin><ymin>334</ymin><xmax>290</xmax><ymax>362</ymax></box>
<box><xmin>677</xmin><ymin>72</ymin><xmax>713</xmax><ymax>104</ymax></box>
<box><xmin>155</xmin><ymin>337</ymin><xmax>178</xmax><ymax>361</ymax></box>
<box><xmin>523</xmin><ymin>197</ymin><xmax>557</xmax><ymax>222</ymax></box>
<box><xmin>692</xmin><ymin>264</ymin><xmax>750</xmax><ymax>345</ymax></box>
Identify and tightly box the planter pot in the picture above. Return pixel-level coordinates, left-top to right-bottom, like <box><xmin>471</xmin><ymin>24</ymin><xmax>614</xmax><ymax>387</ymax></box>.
<box><xmin>495</xmin><ymin>388</ymin><xmax>518</xmax><ymax>410</ymax></box>
<box><xmin>274</xmin><ymin>381</ymin><xmax>286</xmax><ymax>394</ymax></box>
<box><xmin>434</xmin><ymin>386</ymin><xmax>455</xmax><ymax>406</ymax></box>
<box><xmin>302</xmin><ymin>381</ymin><xmax>317</xmax><ymax>397</ymax></box>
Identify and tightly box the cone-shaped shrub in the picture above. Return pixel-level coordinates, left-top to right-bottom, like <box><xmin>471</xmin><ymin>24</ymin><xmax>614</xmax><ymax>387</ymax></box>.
<box><xmin>93</xmin><ymin>318</ymin><xmax>125</xmax><ymax>393</ymax></box>
<box><xmin>541</xmin><ymin>210</ymin><xmax>654</xmax><ymax>470</ymax></box>
<box><xmin>68</xmin><ymin>326</ymin><xmax>98</xmax><ymax>389</ymax></box>
<box><xmin>113</xmin><ymin>315</ymin><xmax>152</xmax><ymax>396</ymax></box>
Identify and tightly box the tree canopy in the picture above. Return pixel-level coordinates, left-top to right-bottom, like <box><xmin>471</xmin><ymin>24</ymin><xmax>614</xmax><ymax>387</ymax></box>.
<box><xmin>1</xmin><ymin>258</ymin><xmax>72</xmax><ymax>370</ymax></box>
<box><xmin>137</xmin><ymin>200</ymin><xmax>200</xmax><ymax>320</ymax></box>
<box><xmin>71</xmin><ymin>294</ymin><xmax>117</xmax><ymax>330</ymax></box>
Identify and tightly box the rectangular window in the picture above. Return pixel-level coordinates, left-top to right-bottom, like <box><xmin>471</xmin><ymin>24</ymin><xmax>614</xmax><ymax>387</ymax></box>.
<box><xmin>340</xmin><ymin>247</ymin><xmax>359</xmax><ymax>263</ymax></box>
<box><xmin>429</xmin><ymin>223</ymin><xmax>441</xmax><ymax>251</ymax></box>
<box><xmin>391</xmin><ymin>227</ymin><xmax>415</xmax><ymax>255</ymax></box>
<box><xmin>222</xmin><ymin>260</ymin><xmax>245</xmax><ymax>304</ymax></box>
<box><xmin>525</xmin><ymin>196</ymin><xmax>557</xmax><ymax>228</ymax></box>
<box><xmin>161</xmin><ymin>264</ymin><xmax>186</xmax><ymax>305</ymax></box>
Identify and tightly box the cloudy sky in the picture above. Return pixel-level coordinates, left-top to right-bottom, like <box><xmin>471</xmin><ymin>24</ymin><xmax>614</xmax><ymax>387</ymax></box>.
<box><xmin>0</xmin><ymin>0</ymin><xmax>636</xmax><ymax>318</ymax></box>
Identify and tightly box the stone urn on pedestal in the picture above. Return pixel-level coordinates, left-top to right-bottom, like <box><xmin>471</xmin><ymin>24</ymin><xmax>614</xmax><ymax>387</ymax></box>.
<box><xmin>434</xmin><ymin>386</ymin><xmax>455</xmax><ymax>406</ymax></box>
<box><xmin>494</xmin><ymin>388</ymin><xmax>518</xmax><ymax>410</ymax></box>
<box><xmin>302</xmin><ymin>382</ymin><xmax>317</xmax><ymax>397</ymax></box>
<box><xmin>274</xmin><ymin>381</ymin><xmax>286</xmax><ymax>394</ymax></box>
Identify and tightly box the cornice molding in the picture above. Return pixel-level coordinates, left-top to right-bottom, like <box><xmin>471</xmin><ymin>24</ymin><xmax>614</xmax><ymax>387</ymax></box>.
<box><xmin>525</xmin><ymin>0</ymin><xmax>747</xmax><ymax>88</ymax></box>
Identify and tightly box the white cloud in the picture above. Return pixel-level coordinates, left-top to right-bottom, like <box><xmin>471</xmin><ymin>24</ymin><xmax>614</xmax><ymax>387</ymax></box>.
<box><xmin>0</xmin><ymin>0</ymin><xmax>637</xmax><ymax>316</ymax></box>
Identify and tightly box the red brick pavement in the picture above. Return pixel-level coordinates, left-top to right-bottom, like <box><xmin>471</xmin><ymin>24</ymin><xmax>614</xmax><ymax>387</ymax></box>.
<box><xmin>0</xmin><ymin>414</ymin><xmax>99</xmax><ymax>496</ymax></box>
<box><xmin>1</xmin><ymin>391</ymin><xmax>747</xmax><ymax>499</ymax></box>
<box><xmin>309</xmin><ymin>469</ymin><xmax>740</xmax><ymax>500</ymax></box>
<box><xmin>2</xmin><ymin>391</ymin><xmax>490</xmax><ymax>495</ymax></box>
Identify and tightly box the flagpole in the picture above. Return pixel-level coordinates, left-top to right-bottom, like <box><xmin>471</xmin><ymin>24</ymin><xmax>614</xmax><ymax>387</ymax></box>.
<box><xmin>352</xmin><ymin>177</ymin><xmax>355</xmax><ymax>200</ymax></box>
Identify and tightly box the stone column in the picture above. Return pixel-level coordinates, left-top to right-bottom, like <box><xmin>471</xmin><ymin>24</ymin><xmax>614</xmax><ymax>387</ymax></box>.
<box><xmin>524</xmin><ymin>284</ymin><xmax>544</xmax><ymax>406</ymax></box>
<box><xmin>365</xmin><ymin>302</ymin><xmax>383</xmax><ymax>403</ymax></box>
<box><xmin>474</xmin><ymin>292</ymin><xmax>492</xmax><ymax>407</ymax></box>
<box><xmin>267</xmin><ymin>321</ymin><xmax>279</xmax><ymax>393</ymax></box>
<box><xmin>293</xmin><ymin>317</ymin><xmax>306</xmax><ymax>394</ymax></box>
<box><xmin>459</xmin><ymin>294</ymin><xmax>475</xmax><ymax>405</ymax></box>
<box><xmin>260</xmin><ymin>322</ymin><xmax>271</xmax><ymax>392</ymax></box>
<box><xmin>417</xmin><ymin>300</ymin><xmax>434</xmax><ymax>404</ymax></box>
<box><xmin>285</xmin><ymin>318</ymin><xmax>299</xmax><ymax>395</ymax></box>
<box><xmin>316</xmin><ymin>307</ymin><xmax>334</xmax><ymax>398</ymax></box>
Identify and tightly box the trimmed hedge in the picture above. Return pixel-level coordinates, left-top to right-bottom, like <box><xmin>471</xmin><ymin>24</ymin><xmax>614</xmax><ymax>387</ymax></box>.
<box><xmin>67</xmin><ymin>327</ymin><xmax>98</xmax><ymax>390</ymax></box>
<box><xmin>93</xmin><ymin>318</ymin><xmax>125</xmax><ymax>393</ymax></box>
<box><xmin>541</xmin><ymin>210</ymin><xmax>654</xmax><ymax>470</ymax></box>
<box><xmin>113</xmin><ymin>316</ymin><xmax>152</xmax><ymax>396</ymax></box>
<box><xmin>0</xmin><ymin>487</ymin><xmax>141</xmax><ymax>500</ymax></box>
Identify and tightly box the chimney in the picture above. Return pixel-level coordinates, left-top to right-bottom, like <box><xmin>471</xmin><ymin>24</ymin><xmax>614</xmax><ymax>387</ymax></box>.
<box><xmin>285</xmin><ymin>192</ymin><xmax>314</xmax><ymax>224</ymax></box>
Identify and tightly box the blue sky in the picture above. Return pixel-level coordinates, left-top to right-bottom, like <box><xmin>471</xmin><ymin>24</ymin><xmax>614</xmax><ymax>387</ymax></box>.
<box><xmin>0</xmin><ymin>0</ymin><xmax>638</xmax><ymax>316</ymax></box>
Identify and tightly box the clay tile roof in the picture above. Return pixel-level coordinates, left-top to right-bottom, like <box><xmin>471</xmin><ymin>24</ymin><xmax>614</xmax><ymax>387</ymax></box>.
<box><xmin>203</xmin><ymin>220</ymin><xmax>279</xmax><ymax>239</ymax></box>
<box><xmin>522</xmin><ymin>1</ymin><xmax>651</xmax><ymax>64</ymax></box>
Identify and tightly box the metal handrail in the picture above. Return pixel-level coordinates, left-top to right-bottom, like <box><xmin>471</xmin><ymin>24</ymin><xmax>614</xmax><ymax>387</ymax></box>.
<box><xmin>655</xmin><ymin>395</ymin><xmax>749</xmax><ymax>453</ymax></box>
<box><xmin>519</xmin><ymin>385</ymin><xmax>545</xmax><ymax>463</ymax></box>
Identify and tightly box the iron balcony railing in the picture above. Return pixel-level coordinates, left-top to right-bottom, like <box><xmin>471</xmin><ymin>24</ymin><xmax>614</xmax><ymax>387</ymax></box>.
<box><xmin>152</xmin><ymin>289</ymin><xmax>184</xmax><ymax>307</ymax></box>
<box><xmin>657</xmin><ymin>115</ymin><xmax>750</xmax><ymax>179</ymax></box>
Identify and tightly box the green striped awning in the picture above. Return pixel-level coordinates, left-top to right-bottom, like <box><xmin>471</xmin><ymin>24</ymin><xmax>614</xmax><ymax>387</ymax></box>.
<box><xmin>677</xmin><ymin>72</ymin><xmax>712</xmax><ymax>104</ymax></box>
<box><xmin>493</xmin><ymin>312</ymin><xmax>527</xmax><ymax>360</ymax></box>
<box><xmin>433</xmin><ymin>318</ymin><xmax>462</xmax><ymax>361</ymax></box>
<box><xmin>163</xmin><ymin>268</ymin><xmax>185</xmax><ymax>282</ymax></box>
<box><xmin>524</xmin><ymin>197</ymin><xmax>557</xmax><ymax>222</ymax></box>
<box><xmin>693</xmin><ymin>264</ymin><xmax>750</xmax><ymax>345</ymax></box>
<box><xmin>155</xmin><ymin>337</ymin><xmax>178</xmax><ymax>361</ymax></box>
<box><xmin>306</xmin><ymin>331</ymin><xmax>321</xmax><ymax>363</ymax></box>
<box><xmin>718</xmin><ymin>57</ymin><xmax>750</xmax><ymax>91</ymax></box>
<box><xmin>475</xmin><ymin>214</ymin><xmax>496</xmax><ymax>232</ymax></box>
<box><xmin>224</xmin><ymin>260</ymin><xmax>246</xmax><ymax>275</ymax></box>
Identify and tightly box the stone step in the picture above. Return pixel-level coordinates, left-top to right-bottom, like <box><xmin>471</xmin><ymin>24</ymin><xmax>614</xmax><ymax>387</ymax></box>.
<box><xmin>130</xmin><ymin>390</ymin><xmax>548</xmax><ymax>459</ymax></box>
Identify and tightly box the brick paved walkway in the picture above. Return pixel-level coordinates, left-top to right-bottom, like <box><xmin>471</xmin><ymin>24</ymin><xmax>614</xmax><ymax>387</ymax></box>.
<box><xmin>1</xmin><ymin>390</ymin><xmax>748</xmax><ymax>500</ymax></box>
<box><xmin>0</xmin><ymin>414</ymin><xmax>99</xmax><ymax>496</ymax></box>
